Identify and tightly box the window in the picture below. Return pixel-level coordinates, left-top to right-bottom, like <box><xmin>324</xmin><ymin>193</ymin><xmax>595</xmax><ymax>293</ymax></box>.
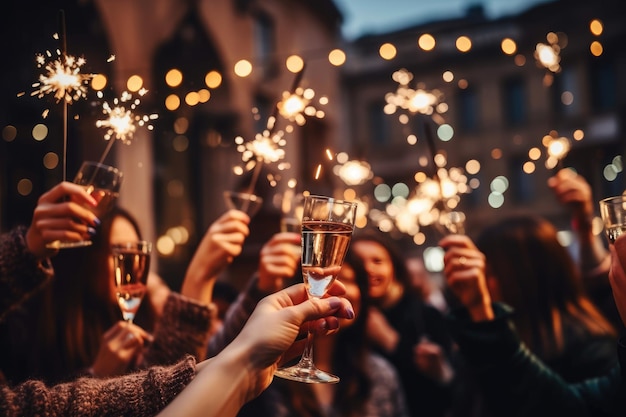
<box><xmin>589</xmin><ymin>56</ymin><xmax>616</xmax><ymax>113</ymax></box>
<box><xmin>456</xmin><ymin>86</ymin><xmax>479</xmax><ymax>132</ymax></box>
<box><xmin>368</xmin><ymin>100</ymin><xmax>390</xmax><ymax>146</ymax></box>
<box><xmin>253</xmin><ymin>13</ymin><xmax>275</xmax><ymax>78</ymax></box>
<box><xmin>253</xmin><ymin>95</ymin><xmax>272</xmax><ymax>133</ymax></box>
<box><xmin>552</xmin><ymin>67</ymin><xmax>580</xmax><ymax>118</ymax></box>
<box><xmin>502</xmin><ymin>77</ymin><xmax>526</xmax><ymax>127</ymax></box>
<box><xmin>510</xmin><ymin>155</ymin><xmax>534</xmax><ymax>203</ymax></box>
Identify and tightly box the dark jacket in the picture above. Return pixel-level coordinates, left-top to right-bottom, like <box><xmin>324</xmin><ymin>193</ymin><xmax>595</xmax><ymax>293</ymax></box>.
<box><xmin>447</xmin><ymin>303</ymin><xmax>626</xmax><ymax>417</ymax></box>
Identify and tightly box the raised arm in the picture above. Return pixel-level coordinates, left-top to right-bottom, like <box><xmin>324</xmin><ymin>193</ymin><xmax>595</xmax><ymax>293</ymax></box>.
<box><xmin>180</xmin><ymin>209</ymin><xmax>250</xmax><ymax>305</ymax></box>
<box><xmin>440</xmin><ymin>233</ymin><xmax>626</xmax><ymax>416</ymax></box>
<box><xmin>547</xmin><ymin>168</ymin><xmax>609</xmax><ymax>277</ymax></box>
<box><xmin>157</xmin><ymin>281</ymin><xmax>354</xmax><ymax>417</ymax></box>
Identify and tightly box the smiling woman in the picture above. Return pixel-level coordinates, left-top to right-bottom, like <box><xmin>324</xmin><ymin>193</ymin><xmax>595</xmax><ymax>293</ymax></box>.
<box><xmin>333</xmin><ymin>0</ymin><xmax>555</xmax><ymax>40</ymax></box>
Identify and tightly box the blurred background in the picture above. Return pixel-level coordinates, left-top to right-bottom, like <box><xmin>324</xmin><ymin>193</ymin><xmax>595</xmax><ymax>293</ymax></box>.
<box><xmin>1</xmin><ymin>0</ymin><xmax>624</xmax><ymax>289</ymax></box>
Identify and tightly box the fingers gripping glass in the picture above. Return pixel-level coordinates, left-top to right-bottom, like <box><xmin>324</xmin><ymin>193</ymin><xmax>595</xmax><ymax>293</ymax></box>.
<box><xmin>274</xmin><ymin>195</ymin><xmax>358</xmax><ymax>384</ymax></box>
<box><xmin>46</xmin><ymin>161</ymin><xmax>123</xmax><ymax>249</ymax></box>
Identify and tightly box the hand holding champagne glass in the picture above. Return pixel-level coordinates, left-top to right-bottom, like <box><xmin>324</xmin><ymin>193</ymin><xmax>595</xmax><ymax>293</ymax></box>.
<box><xmin>47</xmin><ymin>161</ymin><xmax>123</xmax><ymax>249</ymax></box>
<box><xmin>600</xmin><ymin>195</ymin><xmax>626</xmax><ymax>243</ymax></box>
<box><xmin>274</xmin><ymin>194</ymin><xmax>358</xmax><ymax>384</ymax></box>
<box><xmin>112</xmin><ymin>241</ymin><xmax>152</xmax><ymax>324</ymax></box>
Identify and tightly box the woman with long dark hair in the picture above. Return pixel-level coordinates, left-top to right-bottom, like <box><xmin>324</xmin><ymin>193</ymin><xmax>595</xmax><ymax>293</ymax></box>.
<box><xmin>471</xmin><ymin>215</ymin><xmax>617</xmax><ymax>381</ymax></box>
<box><xmin>0</xmin><ymin>200</ymin><xmax>251</xmax><ymax>384</ymax></box>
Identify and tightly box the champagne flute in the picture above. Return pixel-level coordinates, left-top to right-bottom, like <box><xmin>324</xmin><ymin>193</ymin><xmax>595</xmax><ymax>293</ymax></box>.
<box><xmin>274</xmin><ymin>195</ymin><xmax>358</xmax><ymax>384</ymax></box>
<box><xmin>599</xmin><ymin>195</ymin><xmax>626</xmax><ymax>243</ymax></box>
<box><xmin>112</xmin><ymin>241</ymin><xmax>152</xmax><ymax>324</ymax></box>
<box><xmin>47</xmin><ymin>161</ymin><xmax>123</xmax><ymax>249</ymax></box>
<box><xmin>223</xmin><ymin>190</ymin><xmax>263</xmax><ymax>217</ymax></box>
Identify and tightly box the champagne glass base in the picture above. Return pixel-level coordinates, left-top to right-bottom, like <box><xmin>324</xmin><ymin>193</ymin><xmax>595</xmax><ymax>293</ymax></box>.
<box><xmin>45</xmin><ymin>240</ymin><xmax>93</xmax><ymax>249</ymax></box>
<box><xmin>274</xmin><ymin>364</ymin><xmax>339</xmax><ymax>384</ymax></box>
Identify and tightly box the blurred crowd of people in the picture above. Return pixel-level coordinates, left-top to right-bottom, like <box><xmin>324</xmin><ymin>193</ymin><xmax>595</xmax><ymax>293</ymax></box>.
<box><xmin>0</xmin><ymin>167</ymin><xmax>625</xmax><ymax>416</ymax></box>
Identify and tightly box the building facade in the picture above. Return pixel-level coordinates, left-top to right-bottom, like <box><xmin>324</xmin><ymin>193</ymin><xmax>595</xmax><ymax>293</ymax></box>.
<box><xmin>341</xmin><ymin>0</ymin><xmax>625</xmax><ymax>253</ymax></box>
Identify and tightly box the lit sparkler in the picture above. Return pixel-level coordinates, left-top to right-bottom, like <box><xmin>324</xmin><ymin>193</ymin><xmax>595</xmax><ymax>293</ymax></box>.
<box><xmin>277</xmin><ymin>87</ymin><xmax>325</xmax><ymax>126</ymax></box>
<box><xmin>96</xmin><ymin>90</ymin><xmax>157</xmax><ymax>144</ymax></box>
<box><xmin>543</xmin><ymin>132</ymin><xmax>571</xmax><ymax>170</ymax></box>
<box><xmin>95</xmin><ymin>89</ymin><xmax>158</xmax><ymax>165</ymax></box>
<box><xmin>27</xmin><ymin>11</ymin><xmax>95</xmax><ymax>181</ymax></box>
<box><xmin>235</xmin><ymin>128</ymin><xmax>286</xmax><ymax>165</ymax></box>
<box><xmin>369</xmin><ymin>165</ymin><xmax>470</xmax><ymax>239</ymax></box>
<box><xmin>31</xmin><ymin>50</ymin><xmax>92</xmax><ymax>105</ymax></box>
<box><xmin>385</xmin><ymin>69</ymin><xmax>446</xmax><ymax>120</ymax></box>
<box><xmin>332</xmin><ymin>153</ymin><xmax>373</xmax><ymax>186</ymax></box>
<box><xmin>382</xmin><ymin>68</ymin><xmax>465</xmax><ymax>236</ymax></box>
<box><xmin>236</xmin><ymin>65</ymin><xmax>308</xmax><ymax>196</ymax></box>
<box><xmin>534</xmin><ymin>32</ymin><xmax>563</xmax><ymax>73</ymax></box>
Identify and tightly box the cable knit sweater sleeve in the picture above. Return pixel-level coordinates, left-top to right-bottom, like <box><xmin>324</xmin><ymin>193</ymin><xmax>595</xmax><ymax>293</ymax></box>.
<box><xmin>141</xmin><ymin>293</ymin><xmax>216</xmax><ymax>365</ymax></box>
<box><xmin>0</xmin><ymin>355</ymin><xmax>197</xmax><ymax>417</ymax></box>
<box><xmin>0</xmin><ymin>226</ymin><xmax>53</xmax><ymax>321</ymax></box>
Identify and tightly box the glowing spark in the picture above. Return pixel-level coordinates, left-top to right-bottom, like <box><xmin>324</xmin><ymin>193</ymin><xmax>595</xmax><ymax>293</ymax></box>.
<box><xmin>385</xmin><ymin>69</ymin><xmax>445</xmax><ymax>117</ymax></box>
<box><xmin>370</xmin><ymin>167</ymin><xmax>470</xmax><ymax>237</ymax></box>
<box><xmin>315</xmin><ymin>164</ymin><xmax>322</xmax><ymax>180</ymax></box>
<box><xmin>31</xmin><ymin>49</ymin><xmax>93</xmax><ymax>105</ymax></box>
<box><xmin>334</xmin><ymin>159</ymin><xmax>373</xmax><ymax>186</ymax></box>
<box><xmin>276</xmin><ymin>87</ymin><xmax>325</xmax><ymax>126</ymax></box>
<box><xmin>326</xmin><ymin>149</ymin><xmax>334</xmax><ymax>160</ymax></box>
<box><xmin>543</xmin><ymin>133</ymin><xmax>571</xmax><ymax>169</ymax></box>
<box><xmin>534</xmin><ymin>33</ymin><xmax>563</xmax><ymax>73</ymax></box>
<box><xmin>235</xmin><ymin>129</ymin><xmax>286</xmax><ymax>166</ymax></box>
<box><xmin>546</xmin><ymin>137</ymin><xmax>570</xmax><ymax>159</ymax></box>
<box><xmin>96</xmin><ymin>90</ymin><xmax>158</xmax><ymax>144</ymax></box>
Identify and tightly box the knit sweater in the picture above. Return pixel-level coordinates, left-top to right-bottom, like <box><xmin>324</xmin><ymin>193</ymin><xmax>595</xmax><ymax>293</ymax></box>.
<box><xmin>0</xmin><ymin>226</ymin><xmax>200</xmax><ymax>416</ymax></box>
<box><xmin>0</xmin><ymin>356</ymin><xmax>197</xmax><ymax>417</ymax></box>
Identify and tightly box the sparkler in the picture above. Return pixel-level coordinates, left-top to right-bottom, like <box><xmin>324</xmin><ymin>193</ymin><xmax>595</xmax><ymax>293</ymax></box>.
<box><xmin>384</xmin><ymin>68</ymin><xmax>466</xmax><ymax>236</ymax></box>
<box><xmin>29</xmin><ymin>11</ymin><xmax>93</xmax><ymax>181</ymax></box>
<box><xmin>95</xmin><ymin>89</ymin><xmax>158</xmax><ymax>165</ymax></box>
<box><xmin>543</xmin><ymin>132</ymin><xmax>571</xmax><ymax>170</ymax></box>
<box><xmin>534</xmin><ymin>32</ymin><xmax>563</xmax><ymax>73</ymax></box>
<box><xmin>277</xmin><ymin>86</ymin><xmax>325</xmax><ymax>126</ymax></box>
<box><xmin>241</xmin><ymin>64</ymin><xmax>307</xmax><ymax>197</ymax></box>
<box><xmin>333</xmin><ymin>154</ymin><xmax>373</xmax><ymax>186</ymax></box>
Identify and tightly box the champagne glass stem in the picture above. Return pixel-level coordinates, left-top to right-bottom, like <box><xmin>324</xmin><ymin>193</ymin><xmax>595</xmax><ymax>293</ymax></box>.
<box><xmin>295</xmin><ymin>329</ymin><xmax>316</xmax><ymax>370</ymax></box>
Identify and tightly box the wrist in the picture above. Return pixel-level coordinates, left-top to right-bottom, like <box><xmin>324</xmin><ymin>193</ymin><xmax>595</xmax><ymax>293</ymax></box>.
<box><xmin>248</xmin><ymin>274</ymin><xmax>271</xmax><ymax>300</ymax></box>
<box><xmin>467</xmin><ymin>300</ymin><xmax>494</xmax><ymax>322</ymax></box>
